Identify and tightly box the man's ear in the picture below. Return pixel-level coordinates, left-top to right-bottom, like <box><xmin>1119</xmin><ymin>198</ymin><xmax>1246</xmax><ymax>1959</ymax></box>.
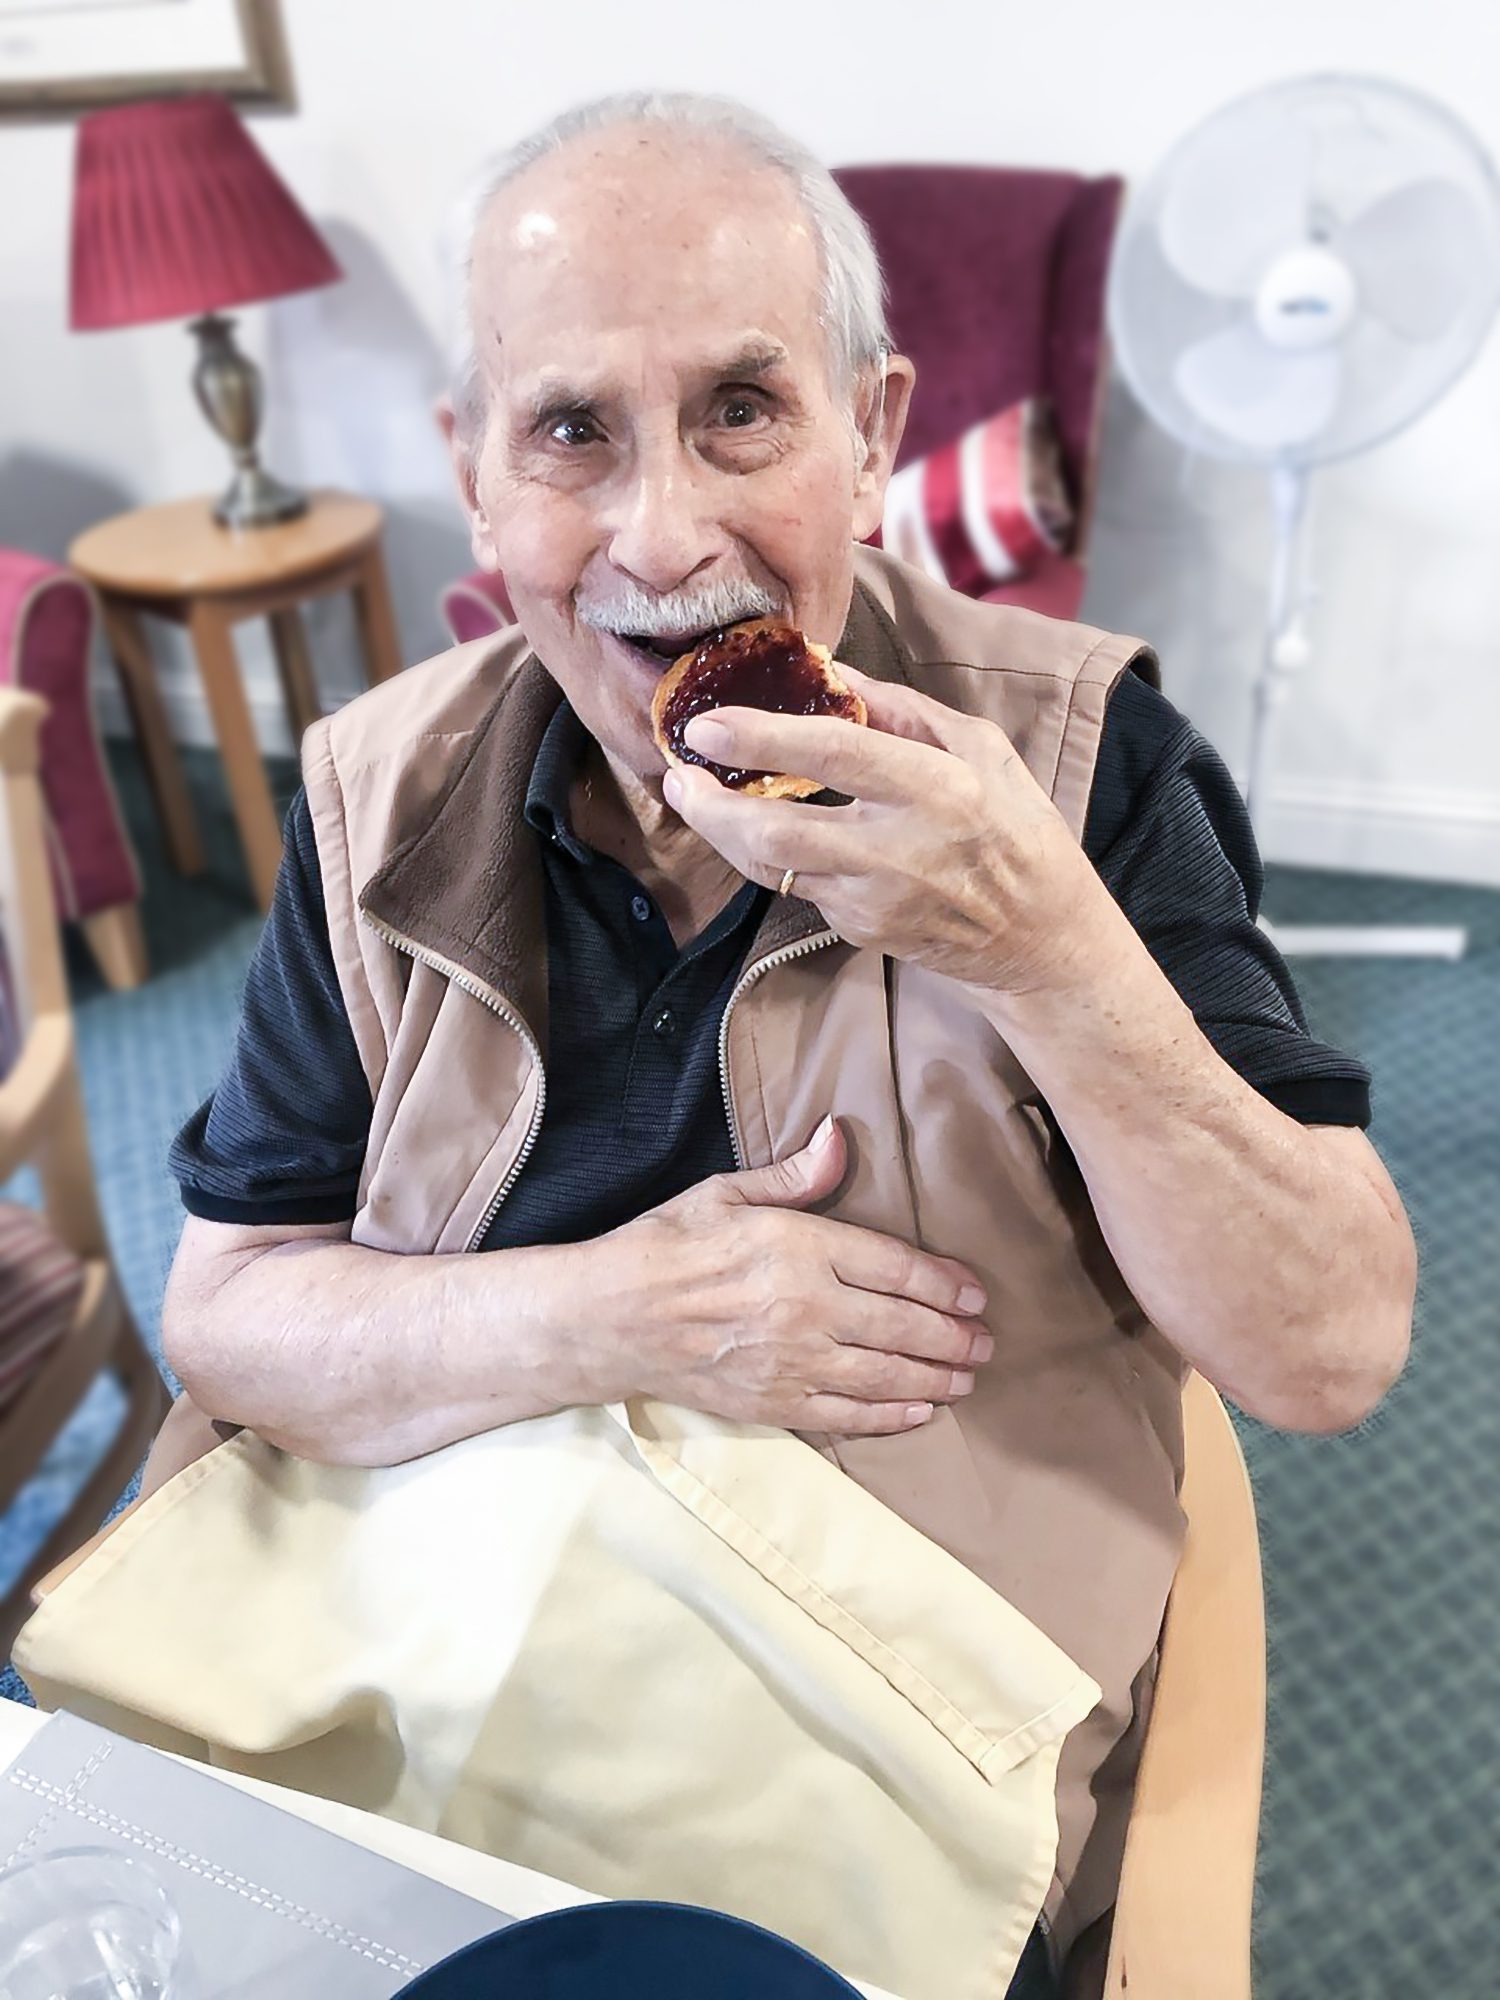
<box><xmin>851</xmin><ymin>351</ymin><xmax>916</xmax><ymax>543</ymax></box>
<box><xmin>435</xmin><ymin>391</ymin><xmax>502</xmax><ymax>572</ymax></box>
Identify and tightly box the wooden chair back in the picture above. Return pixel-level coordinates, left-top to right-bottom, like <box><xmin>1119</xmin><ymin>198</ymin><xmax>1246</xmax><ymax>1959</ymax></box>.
<box><xmin>0</xmin><ymin>688</ymin><xmax>168</xmax><ymax>1657</ymax></box>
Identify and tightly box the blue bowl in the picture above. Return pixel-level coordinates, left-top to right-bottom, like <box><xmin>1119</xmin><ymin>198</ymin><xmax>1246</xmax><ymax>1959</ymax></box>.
<box><xmin>397</xmin><ymin>1901</ymin><xmax>864</xmax><ymax>1998</ymax></box>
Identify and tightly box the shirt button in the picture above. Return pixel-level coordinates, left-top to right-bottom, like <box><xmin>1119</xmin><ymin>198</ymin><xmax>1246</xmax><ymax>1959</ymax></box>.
<box><xmin>630</xmin><ymin>894</ymin><xmax>652</xmax><ymax>923</ymax></box>
<box><xmin>652</xmin><ymin>1007</ymin><xmax>678</xmax><ymax>1040</ymax></box>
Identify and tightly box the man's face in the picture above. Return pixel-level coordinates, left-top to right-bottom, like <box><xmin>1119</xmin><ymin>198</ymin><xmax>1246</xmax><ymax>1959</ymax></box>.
<box><xmin>453</xmin><ymin>127</ymin><xmax>909</xmax><ymax>782</ymax></box>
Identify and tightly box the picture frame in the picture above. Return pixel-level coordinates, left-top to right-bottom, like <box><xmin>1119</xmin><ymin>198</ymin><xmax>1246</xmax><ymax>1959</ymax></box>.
<box><xmin>0</xmin><ymin>0</ymin><xmax>295</xmax><ymax>120</ymax></box>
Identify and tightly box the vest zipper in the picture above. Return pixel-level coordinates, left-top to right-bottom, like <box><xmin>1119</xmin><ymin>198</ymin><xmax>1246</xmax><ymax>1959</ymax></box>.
<box><xmin>718</xmin><ymin>929</ymin><xmax>840</xmax><ymax>1169</ymax></box>
<box><xmin>361</xmin><ymin>912</ymin><xmax>547</xmax><ymax>1250</ymax></box>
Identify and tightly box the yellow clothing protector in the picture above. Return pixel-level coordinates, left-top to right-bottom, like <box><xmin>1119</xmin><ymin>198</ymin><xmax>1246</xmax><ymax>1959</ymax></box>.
<box><xmin>17</xmin><ymin>1400</ymin><xmax>1099</xmax><ymax>2000</ymax></box>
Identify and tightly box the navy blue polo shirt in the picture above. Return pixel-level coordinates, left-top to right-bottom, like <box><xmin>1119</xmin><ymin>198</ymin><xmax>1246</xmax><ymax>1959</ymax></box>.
<box><xmin>486</xmin><ymin>699</ymin><xmax>771</xmax><ymax>1248</ymax></box>
<box><xmin>169</xmin><ymin>672</ymin><xmax>1372</xmax><ymax>1235</ymax></box>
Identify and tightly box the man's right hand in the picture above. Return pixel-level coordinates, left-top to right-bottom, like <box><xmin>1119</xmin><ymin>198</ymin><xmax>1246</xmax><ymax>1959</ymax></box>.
<box><xmin>583</xmin><ymin>1117</ymin><xmax>992</xmax><ymax>1436</ymax></box>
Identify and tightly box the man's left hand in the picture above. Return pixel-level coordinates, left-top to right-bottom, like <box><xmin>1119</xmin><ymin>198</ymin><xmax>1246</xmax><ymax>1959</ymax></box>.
<box><xmin>661</xmin><ymin>662</ymin><xmax>1106</xmax><ymax>994</ymax></box>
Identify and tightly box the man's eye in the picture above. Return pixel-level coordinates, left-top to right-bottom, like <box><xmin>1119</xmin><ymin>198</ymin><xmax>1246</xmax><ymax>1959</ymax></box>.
<box><xmin>720</xmin><ymin>396</ymin><xmax>764</xmax><ymax>429</ymax></box>
<box><xmin>548</xmin><ymin>413</ymin><xmax>601</xmax><ymax>447</ymax></box>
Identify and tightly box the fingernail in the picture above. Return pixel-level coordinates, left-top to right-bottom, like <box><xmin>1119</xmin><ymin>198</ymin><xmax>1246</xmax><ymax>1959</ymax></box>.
<box><xmin>958</xmin><ymin>1284</ymin><xmax>986</xmax><ymax>1314</ymax></box>
<box><xmin>662</xmin><ymin>770</ymin><xmax>684</xmax><ymax>810</ymax></box>
<box><xmin>905</xmin><ymin>1403</ymin><xmax>934</xmax><ymax>1425</ymax></box>
<box><xmin>949</xmin><ymin>1370</ymin><xmax>976</xmax><ymax>1396</ymax></box>
<box><xmin>684</xmin><ymin>714</ymin><xmax>731</xmax><ymax>754</ymax></box>
<box><xmin>971</xmin><ymin>1332</ymin><xmax>995</xmax><ymax>1364</ymax></box>
<box><xmin>813</xmin><ymin>1113</ymin><xmax>836</xmax><ymax>1147</ymax></box>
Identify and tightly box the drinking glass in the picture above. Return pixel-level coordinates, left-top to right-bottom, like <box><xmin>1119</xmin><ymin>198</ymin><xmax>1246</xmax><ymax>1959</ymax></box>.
<box><xmin>0</xmin><ymin>1845</ymin><xmax>183</xmax><ymax>1999</ymax></box>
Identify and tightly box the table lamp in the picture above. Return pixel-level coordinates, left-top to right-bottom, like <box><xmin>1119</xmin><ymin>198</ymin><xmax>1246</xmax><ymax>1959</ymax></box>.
<box><xmin>70</xmin><ymin>92</ymin><xmax>343</xmax><ymax>529</ymax></box>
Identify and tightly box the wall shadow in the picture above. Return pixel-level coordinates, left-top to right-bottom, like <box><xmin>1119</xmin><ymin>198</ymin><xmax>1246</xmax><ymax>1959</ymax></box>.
<box><xmin>263</xmin><ymin>217</ymin><xmax>471</xmax><ymax>675</ymax></box>
<box><xmin>0</xmin><ymin>449</ymin><xmax>135</xmax><ymax>566</ymax></box>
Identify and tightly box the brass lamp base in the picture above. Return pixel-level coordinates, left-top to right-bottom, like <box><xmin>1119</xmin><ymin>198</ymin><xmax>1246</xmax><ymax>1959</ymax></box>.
<box><xmin>212</xmin><ymin>462</ymin><xmax>308</xmax><ymax>529</ymax></box>
<box><xmin>187</xmin><ymin>312</ymin><xmax>308</xmax><ymax>529</ymax></box>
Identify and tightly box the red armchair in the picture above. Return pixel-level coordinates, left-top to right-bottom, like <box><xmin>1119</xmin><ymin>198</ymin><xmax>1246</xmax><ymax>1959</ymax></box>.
<box><xmin>441</xmin><ymin>567</ymin><xmax>516</xmax><ymax>646</ymax></box>
<box><xmin>440</xmin><ymin>164</ymin><xmax>1122</xmax><ymax>643</ymax></box>
<box><xmin>0</xmin><ymin>552</ymin><xmax>147</xmax><ymax>989</ymax></box>
<box><xmin>833</xmin><ymin>164</ymin><xmax>1123</xmax><ymax>622</ymax></box>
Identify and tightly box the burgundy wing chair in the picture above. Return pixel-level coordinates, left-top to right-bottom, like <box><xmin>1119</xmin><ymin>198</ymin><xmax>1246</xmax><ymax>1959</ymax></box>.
<box><xmin>439</xmin><ymin>163</ymin><xmax>1123</xmax><ymax>641</ymax></box>
<box><xmin>0</xmin><ymin>552</ymin><xmax>147</xmax><ymax>988</ymax></box>
<box><xmin>833</xmin><ymin>164</ymin><xmax>1122</xmax><ymax>622</ymax></box>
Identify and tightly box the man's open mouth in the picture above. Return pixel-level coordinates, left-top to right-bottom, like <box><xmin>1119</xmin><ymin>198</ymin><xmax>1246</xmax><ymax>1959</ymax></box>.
<box><xmin>611</xmin><ymin>628</ymin><xmax>720</xmax><ymax>667</ymax></box>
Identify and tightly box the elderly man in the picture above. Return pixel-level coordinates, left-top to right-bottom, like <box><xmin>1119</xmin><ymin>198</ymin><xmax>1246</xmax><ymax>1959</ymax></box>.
<box><xmin>163</xmin><ymin>92</ymin><xmax>1415</xmax><ymax>1999</ymax></box>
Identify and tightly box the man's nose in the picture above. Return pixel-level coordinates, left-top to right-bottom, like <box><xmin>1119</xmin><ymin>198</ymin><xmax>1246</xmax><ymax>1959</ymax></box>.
<box><xmin>604</xmin><ymin>442</ymin><xmax>724</xmax><ymax>596</ymax></box>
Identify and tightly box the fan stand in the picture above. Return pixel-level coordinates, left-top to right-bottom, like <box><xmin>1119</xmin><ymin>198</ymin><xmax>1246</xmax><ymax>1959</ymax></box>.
<box><xmin>1245</xmin><ymin>465</ymin><xmax>1467</xmax><ymax>961</ymax></box>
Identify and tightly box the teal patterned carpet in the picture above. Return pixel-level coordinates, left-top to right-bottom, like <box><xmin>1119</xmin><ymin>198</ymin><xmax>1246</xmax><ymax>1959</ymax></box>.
<box><xmin>2</xmin><ymin>741</ymin><xmax>1495</xmax><ymax>1998</ymax></box>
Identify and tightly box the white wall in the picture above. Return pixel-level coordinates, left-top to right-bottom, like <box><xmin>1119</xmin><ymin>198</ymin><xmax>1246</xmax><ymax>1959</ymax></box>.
<box><xmin>3</xmin><ymin>0</ymin><xmax>1498</xmax><ymax>883</ymax></box>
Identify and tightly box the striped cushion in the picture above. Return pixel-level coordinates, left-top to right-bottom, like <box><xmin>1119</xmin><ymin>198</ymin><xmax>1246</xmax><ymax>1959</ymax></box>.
<box><xmin>877</xmin><ymin>396</ymin><xmax>1075</xmax><ymax>598</ymax></box>
<box><xmin>0</xmin><ymin>1203</ymin><xmax>84</xmax><ymax>1414</ymax></box>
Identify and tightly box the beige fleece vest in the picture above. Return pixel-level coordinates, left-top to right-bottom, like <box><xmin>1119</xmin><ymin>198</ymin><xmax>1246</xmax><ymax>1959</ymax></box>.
<box><xmin>275</xmin><ymin>547</ymin><xmax>1181</xmax><ymax>1965</ymax></box>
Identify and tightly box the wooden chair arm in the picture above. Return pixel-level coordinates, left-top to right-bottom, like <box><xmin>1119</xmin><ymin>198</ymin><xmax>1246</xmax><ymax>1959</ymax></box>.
<box><xmin>0</xmin><ymin>690</ymin><xmax>46</xmax><ymax>776</ymax></box>
<box><xmin>0</xmin><ymin>1015</ymin><xmax>72</xmax><ymax>1184</ymax></box>
<box><xmin>0</xmin><ymin>682</ymin><xmax>169</xmax><ymax>1653</ymax></box>
<box><xmin>1103</xmin><ymin>1373</ymin><xmax>1266</xmax><ymax>1999</ymax></box>
<box><xmin>0</xmin><ymin>680</ymin><xmax>109</xmax><ymax>1257</ymax></box>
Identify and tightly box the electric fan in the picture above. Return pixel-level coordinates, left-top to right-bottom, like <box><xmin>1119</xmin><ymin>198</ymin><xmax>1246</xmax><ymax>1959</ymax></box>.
<box><xmin>1107</xmin><ymin>73</ymin><xmax>1500</xmax><ymax>956</ymax></box>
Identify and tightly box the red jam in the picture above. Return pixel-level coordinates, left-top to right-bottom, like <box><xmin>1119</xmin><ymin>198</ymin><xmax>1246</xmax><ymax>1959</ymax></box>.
<box><xmin>660</xmin><ymin>623</ymin><xmax>860</xmax><ymax>788</ymax></box>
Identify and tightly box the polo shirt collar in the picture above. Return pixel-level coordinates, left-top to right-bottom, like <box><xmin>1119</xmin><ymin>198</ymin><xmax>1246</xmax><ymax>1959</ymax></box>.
<box><xmin>522</xmin><ymin>697</ymin><xmax>595</xmax><ymax>863</ymax></box>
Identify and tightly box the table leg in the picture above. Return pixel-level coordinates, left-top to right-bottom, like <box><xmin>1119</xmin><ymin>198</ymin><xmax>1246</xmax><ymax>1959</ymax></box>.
<box><xmin>80</xmin><ymin>902</ymin><xmax>150</xmax><ymax>990</ymax></box>
<box><xmin>186</xmin><ymin>604</ymin><xmax>284</xmax><ymax>912</ymax></box>
<box><xmin>267</xmin><ymin>606</ymin><xmax>323</xmax><ymax>742</ymax></box>
<box><xmin>350</xmin><ymin>542</ymin><xmax>404</xmax><ymax>685</ymax></box>
<box><xmin>97</xmin><ymin>599</ymin><xmax>205</xmax><ymax>877</ymax></box>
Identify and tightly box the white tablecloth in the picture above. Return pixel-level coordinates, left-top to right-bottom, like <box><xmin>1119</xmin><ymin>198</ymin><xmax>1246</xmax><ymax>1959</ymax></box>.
<box><xmin>0</xmin><ymin>1698</ymin><xmax>898</xmax><ymax>1998</ymax></box>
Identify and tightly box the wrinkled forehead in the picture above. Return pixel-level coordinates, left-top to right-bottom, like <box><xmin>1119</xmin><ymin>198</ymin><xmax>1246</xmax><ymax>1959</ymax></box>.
<box><xmin>468</xmin><ymin>131</ymin><xmax>829</xmax><ymax>399</ymax></box>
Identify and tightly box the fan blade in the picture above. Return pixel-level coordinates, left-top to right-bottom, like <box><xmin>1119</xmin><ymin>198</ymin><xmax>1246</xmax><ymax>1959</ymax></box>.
<box><xmin>1157</xmin><ymin>106</ymin><xmax>1313</xmax><ymax>298</ymax></box>
<box><xmin>1339</xmin><ymin>178</ymin><xmax>1495</xmax><ymax>340</ymax></box>
<box><xmin>1173</xmin><ymin>322</ymin><xmax>1342</xmax><ymax>453</ymax></box>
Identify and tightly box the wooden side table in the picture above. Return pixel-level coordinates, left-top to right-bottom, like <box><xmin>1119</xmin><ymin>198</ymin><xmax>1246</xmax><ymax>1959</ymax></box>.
<box><xmin>68</xmin><ymin>489</ymin><xmax>403</xmax><ymax>911</ymax></box>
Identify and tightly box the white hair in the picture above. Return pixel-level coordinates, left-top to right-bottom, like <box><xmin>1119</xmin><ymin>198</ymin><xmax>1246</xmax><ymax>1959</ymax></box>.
<box><xmin>446</xmin><ymin>91</ymin><xmax>892</xmax><ymax>453</ymax></box>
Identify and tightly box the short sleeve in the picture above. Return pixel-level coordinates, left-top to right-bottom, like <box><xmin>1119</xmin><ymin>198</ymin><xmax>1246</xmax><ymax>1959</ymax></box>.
<box><xmin>1084</xmin><ymin>672</ymin><xmax>1372</xmax><ymax>1128</ymax></box>
<box><xmin>169</xmin><ymin>789</ymin><xmax>373</xmax><ymax>1223</ymax></box>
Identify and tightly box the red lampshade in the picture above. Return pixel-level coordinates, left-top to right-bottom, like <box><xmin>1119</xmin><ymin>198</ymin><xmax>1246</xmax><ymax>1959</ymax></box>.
<box><xmin>70</xmin><ymin>93</ymin><xmax>342</xmax><ymax>330</ymax></box>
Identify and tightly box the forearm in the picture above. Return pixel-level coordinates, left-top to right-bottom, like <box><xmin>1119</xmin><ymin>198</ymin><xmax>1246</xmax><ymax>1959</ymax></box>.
<box><xmin>970</xmin><ymin>894</ymin><xmax>1416</xmax><ymax>1432</ymax></box>
<box><xmin>163</xmin><ymin>1221</ymin><xmax>626</xmax><ymax>1466</ymax></box>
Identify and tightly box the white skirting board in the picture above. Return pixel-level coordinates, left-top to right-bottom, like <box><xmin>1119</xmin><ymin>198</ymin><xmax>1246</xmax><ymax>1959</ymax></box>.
<box><xmin>1260</xmin><ymin>919</ymin><xmax>1469</xmax><ymax>961</ymax></box>
<box><xmin>94</xmin><ymin>672</ymin><xmax>303</xmax><ymax>760</ymax></box>
<box><xmin>91</xmin><ymin>648</ymin><xmax>364</xmax><ymax>762</ymax></box>
<box><xmin>1253</xmin><ymin>778</ymin><xmax>1500</xmax><ymax>891</ymax></box>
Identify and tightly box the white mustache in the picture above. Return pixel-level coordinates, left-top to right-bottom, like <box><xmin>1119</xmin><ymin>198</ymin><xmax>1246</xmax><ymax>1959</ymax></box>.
<box><xmin>577</xmin><ymin>576</ymin><xmax>783</xmax><ymax>638</ymax></box>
